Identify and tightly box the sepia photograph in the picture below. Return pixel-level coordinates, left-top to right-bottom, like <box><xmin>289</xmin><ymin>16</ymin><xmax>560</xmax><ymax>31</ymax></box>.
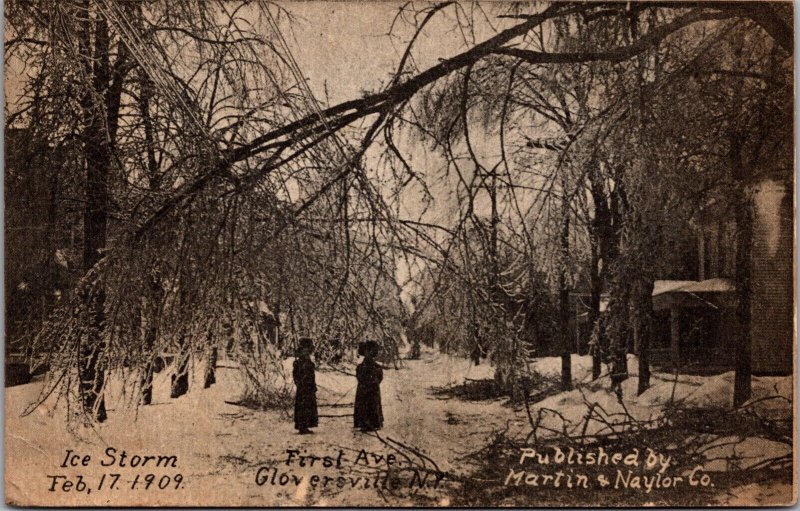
<box><xmin>3</xmin><ymin>0</ymin><xmax>795</xmax><ymax>507</ymax></box>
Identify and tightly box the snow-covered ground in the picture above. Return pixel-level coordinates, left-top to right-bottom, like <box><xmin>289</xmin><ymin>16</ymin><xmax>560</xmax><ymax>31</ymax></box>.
<box><xmin>528</xmin><ymin>355</ymin><xmax>793</xmax><ymax>438</ymax></box>
<box><xmin>4</xmin><ymin>350</ymin><xmax>793</xmax><ymax>506</ymax></box>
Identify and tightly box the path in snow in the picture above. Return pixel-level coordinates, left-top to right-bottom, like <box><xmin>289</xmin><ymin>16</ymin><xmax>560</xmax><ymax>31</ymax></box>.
<box><xmin>5</xmin><ymin>350</ymin><xmax>792</xmax><ymax>506</ymax></box>
<box><xmin>5</xmin><ymin>348</ymin><xmax>526</xmax><ymax>506</ymax></box>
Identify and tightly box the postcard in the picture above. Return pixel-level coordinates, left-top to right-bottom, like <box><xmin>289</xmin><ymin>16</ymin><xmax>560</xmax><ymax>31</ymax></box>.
<box><xmin>4</xmin><ymin>1</ymin><xmax>795</xmax><ymax>506</ymax></box>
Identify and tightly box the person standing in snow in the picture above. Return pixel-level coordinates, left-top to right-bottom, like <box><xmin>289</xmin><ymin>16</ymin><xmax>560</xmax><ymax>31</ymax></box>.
<box><xmin>470</xmin><ymin>320</ymin><xmax>486</xmax><ymax>365</ymax></box>
<box><xmin>354</xmin><ymin>340</ymin><xmax>383</xmax><ymax>432</ymax></box>
<box><xmin>293</xmin><ymin>337</ymin><xmax>318</xmax><ymax>434</ymax></box>
<box><xmin>470</xmin><ymin>342</ymin><xmax>484</xmax><ymax>366</ymax></box>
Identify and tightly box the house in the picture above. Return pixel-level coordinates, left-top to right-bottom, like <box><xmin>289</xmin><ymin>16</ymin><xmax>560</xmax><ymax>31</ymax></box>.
<box><xmin>749</xmin><ymin>179</ymin><xmax>793</xmax><ymax>375</ymax></box>
<box><xmin>650</xmin><ymin>278</ymin><xmax>737</xmax><ymax>373</ymax></box>
<box><xmin>650</xmin><ymin>178</ymin><xmax>793</xmax><ymax>375</ymax></box>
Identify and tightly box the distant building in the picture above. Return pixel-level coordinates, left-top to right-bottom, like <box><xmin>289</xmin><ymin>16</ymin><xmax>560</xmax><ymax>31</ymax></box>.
<box><xmin>748</xmin><ymin>179</ymin><xmax>793</xmax><ymax>375</ymax></box>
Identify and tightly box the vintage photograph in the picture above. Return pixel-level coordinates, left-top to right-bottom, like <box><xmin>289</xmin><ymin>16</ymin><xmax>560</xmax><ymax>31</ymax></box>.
<box><xmin>3</xmin><ymin>0</ymin><xmax>795</xmax><ymax>507</ymax></box>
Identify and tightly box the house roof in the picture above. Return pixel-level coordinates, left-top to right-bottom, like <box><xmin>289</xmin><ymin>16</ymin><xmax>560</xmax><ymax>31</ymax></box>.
<box><xmin>652</xmin><ymin>280</ymin><xmax>697</xmax><ymax>296</ymax></box>
<box><xmin>680</xmin><ymin>278</ymin><xmax>736</xmax><ymax>293</ymax></box>
<box><xmin>652</xmin><ymin>278</ymin><xmax>736</xmax><ymax>312</ymax></box>
<box><xmin>577</xmin><ymin>279</ymin><xmax>736</xmax><ymax>319</ymax></box>
<box><xmin>652</xmin><ymin>278</ymin><xmax>736</xmax><ymax>296</ymax></box>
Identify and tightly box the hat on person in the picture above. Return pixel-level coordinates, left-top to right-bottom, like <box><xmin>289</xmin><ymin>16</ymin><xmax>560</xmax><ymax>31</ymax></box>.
<box><xmin>363</xmin><ymin>340</ymin><xmax>379</xmax><ymax>356</ymax></box>
<box><xmin>298</xmin><ymin>337</ymin><xmax>314</xmax><ymax>353</ymax></box>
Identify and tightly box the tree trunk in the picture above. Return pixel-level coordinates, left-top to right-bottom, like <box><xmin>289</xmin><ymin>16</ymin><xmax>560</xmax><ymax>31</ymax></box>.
<box><xmin>607</xmin><ymin>171</ymin><xmax>629</xmax><ymax>397</ymax></box>
<box><xmin>79</xmin><ymin>285</ymin><xmax>107</xmax><ymax>422</ymax></box>
<box><xmin>136</xmin><ymin>56</ymin><xmax>164</xmax><ymax>406</ymax></box>
<box><xmin>170</xmin><ymin>227</ymin><xmax>194</xmax><ymax>399</ymax></box>
<box><xmin>587</xmin><ymin>241</ymin><xmax>603</xmax><ymax>380</ymax></box>
<box><xmin>140</xmin><ymin>275</ymin><xmax>164</xmax><ymax>405</ymax></box>
<box><xmin>204</xmin><ymin>347</ymin><xmax>217</xmax><ymax>388</ymax></box>
<box><xmin>77</xmin><ymin>3</ymin><xmax>112</xmax><ymax>422</ymax></box>
<box><xmin>731</xmin><ymin>133</ymin><xmax>752</xmax><ymax>407</ymax></box>
<box><xmin>73</xmin><ymin>0</ymin><xmax>129</xmax><ymax>422</ymax></box>
<box><xmin>607</xmin><ymin>287</ymin><xmax>630</xmax><ymax>401</ymax></box>
<box><xmin>140</xmin><ymin>366</ymin><xmax>154</xmax><ymax>405</ymax></box>
<box><xmin>558</xmin><ymin>188</ymin><xmax>572</xmax><ymax>390</ymax></box>
<box><xmin>170</xmin><ymin>285</ymin><xmax>191</xmax><ymax>398</ymax></box>
<box><xmin>410</xmin><ymin>337</ymin><xmax>421</xmax><ymax>360</ymax></box>
<box><xmin>170</xmin><ymin>347</ymin><xmax>190</xmax><ymax>398</ymax></box>
<box><xmin>588</xmin><ymin>166</ymin><xmax>608</xmax><ymax>380</ymax></box>
<box><xmin>635</xmin><ymin>278</ymin><xmax>654</xmax><ymax>395</ymax></box>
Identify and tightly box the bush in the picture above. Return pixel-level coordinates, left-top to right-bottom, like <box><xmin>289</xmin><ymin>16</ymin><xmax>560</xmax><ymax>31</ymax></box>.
<box><xmin>233</xmin><ymin>341</ymin><xmax>292</xmax><ymax>413</ymax></box>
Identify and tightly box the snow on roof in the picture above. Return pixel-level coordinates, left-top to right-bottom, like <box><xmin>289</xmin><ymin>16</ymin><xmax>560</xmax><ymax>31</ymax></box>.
<box><xmin>652</xmin><ymin>278</ymin><xmax>735</xmax><ymax>296</ymax></box>
<box><xmin>652</xmin><ymin>280</ymin><xmax>696</xmax><ymax>296</ymax></box>
<box><xmin>681</xmin><ymin>278</ymin><xmax>736</xmax><ymax>293</ymax></box>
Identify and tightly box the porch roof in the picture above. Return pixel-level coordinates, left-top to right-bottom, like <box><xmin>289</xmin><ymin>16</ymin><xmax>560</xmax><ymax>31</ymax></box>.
<box><xmin>652</xmin><ymin>278</ymin><xmax>736</xmax><ymax>296</ymax></box>
<box><xmin>652</xmin><ymin>278</ymin><xmax>736</xmax><ymax>311</ymax></box>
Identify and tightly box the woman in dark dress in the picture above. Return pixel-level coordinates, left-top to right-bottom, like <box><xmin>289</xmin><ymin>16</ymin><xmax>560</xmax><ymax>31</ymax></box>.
<box><xmin>293</xmin><ymin>338</ymin><xmax>318</xmax><ymax>434</ymax></box>
<box><xmin>354</xmin><ymin>340</ymin><xmax>383</xmax><ymax>432</ymax></box>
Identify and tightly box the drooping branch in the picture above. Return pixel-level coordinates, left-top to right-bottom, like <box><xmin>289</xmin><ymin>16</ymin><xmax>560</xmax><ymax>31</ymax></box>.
<box><xmin>493</xmin><ymin>10</ymin><xmax>731</xmax><ymax>65</ymax></box>
<box><xmin>129</xmin><ymin>3</ymin><xmax>784</xmax><ymax>241</ymax></box>
<box><xmin>630</xmin><ymin>1</ymin><xmax>793</xmax><ymax>53</ymax></box>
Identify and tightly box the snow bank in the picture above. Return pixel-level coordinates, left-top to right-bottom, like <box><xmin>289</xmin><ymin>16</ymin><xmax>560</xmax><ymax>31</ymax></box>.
<box><xmin>525</xmin><ymin>355</ymin><xmax>792</xmax><ymax>445</ymax></box>
<box><xmin>4</xmin><ymin>349</ymin><xmax>792</xmax><ymax>506</ymax></box>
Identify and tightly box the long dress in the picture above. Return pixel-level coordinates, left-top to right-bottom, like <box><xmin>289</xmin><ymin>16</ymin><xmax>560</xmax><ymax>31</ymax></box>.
<box><xmin>293</xmin><ymin>357</ymin><xmax>318</xmax><ymax>430</ymax></box>
<box><xmin>354</xmin><ymin>358</ymin><xmax>383</xmax><ymax>430</ymax></box>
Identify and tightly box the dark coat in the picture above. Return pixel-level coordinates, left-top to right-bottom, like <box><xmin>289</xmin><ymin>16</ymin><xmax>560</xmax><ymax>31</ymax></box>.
<box><xmin>354</xmin><ymin>358</ymin><xmax>383</xmax><ymax>430</ymax></box>
<box><xmin>470</xmin><ymin>345</ymin><xmax>482</xmax><ymax>365</ymax></box>
<box><xmin>293</xmin><ymin>357</ymin><xmax>318</xmax><ymax>430</ymax></box>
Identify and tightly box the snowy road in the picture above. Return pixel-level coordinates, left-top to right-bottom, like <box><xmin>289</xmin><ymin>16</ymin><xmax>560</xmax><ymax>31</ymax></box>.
<box><xmin>5</xmin><ymin>349</ymin><xmax>525</xmax><ymax>506</ymax></box>
<box><xmin>5</xmin><ymin>350</ymin><xmax>793</xmax><ymax>506</ymax></box>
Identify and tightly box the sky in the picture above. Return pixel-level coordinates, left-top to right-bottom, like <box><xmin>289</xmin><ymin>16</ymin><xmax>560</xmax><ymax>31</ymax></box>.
<box><xmin>282</xmin><ymin>3</ymin><xmax>406</xmax><ymax>104</ymax></box>
<box><xmin>283</xmin><ymin>2</ymin><xmax>515</xmax><ymax>103</ymax></box>
<box><xmin>276</xmin><ymin>3</ymin><xmax>524</xmax><ymax>302</ymax></box>
<box><xmin>280</xmin><ymin>2</ymin><xmax>528</xmax><ymax>218</ymax></box>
